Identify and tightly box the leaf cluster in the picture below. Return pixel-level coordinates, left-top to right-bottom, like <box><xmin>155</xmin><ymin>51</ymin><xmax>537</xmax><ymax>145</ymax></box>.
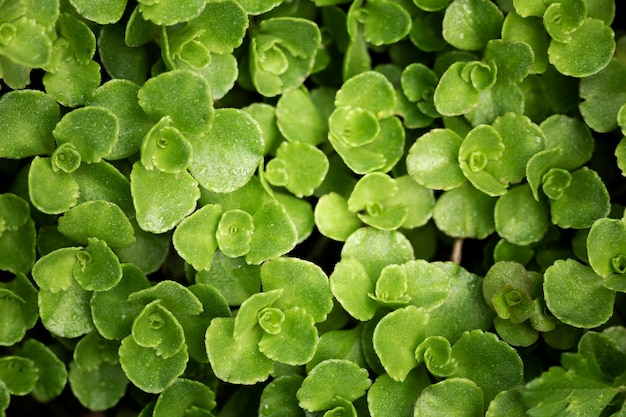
<box><xmin>0</xmin><ymin>0</ymin><xmax>625</xmax><ymax>416</ymax></box>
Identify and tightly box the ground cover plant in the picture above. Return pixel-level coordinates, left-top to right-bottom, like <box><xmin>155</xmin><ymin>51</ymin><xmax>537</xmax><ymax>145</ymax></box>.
<box><xmin>1</xmin><ymin>0</ymin><xmax>626</xmax><ymax>415</ymax></box>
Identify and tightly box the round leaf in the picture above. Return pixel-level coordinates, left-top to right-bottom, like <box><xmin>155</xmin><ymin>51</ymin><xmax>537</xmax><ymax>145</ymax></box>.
<box><xmin>587</xmin><ymin>218</ymin><xmax>626</xmax><ymax>279</ymax></box>
<box><xmin>39</xmin><ymin>280</ymin><xmax>95</xmax><ymax>338</ymax></box>
<box><xmin>413</xmin><ymin>378</ymin><xmax>484</xmax><ymax>417</ymax></box>
<box><xmin>28</xmin><ymin>157</ymin><xmax>80</xmax><ymax>215</ymax></box>
<box><xmin>153</xmin><ymin>378</ymin><xmax>216</xmax><ymax>417</ymax></box>
<box><xmin>188</xmin><ymin>108</ymin><xmax>264</xmax><ymax>193</ymax></box>
<box><xmin>18</xmin><ymin>339</ymin><xmax>68</xmax><ymax>402</ymax></box>
<box><xmin>138</xmin><ymin>0</ymin><xmax>206</xmax><ymax>25</ymax></box>
<box><xmin>442</xmin><ymin>0</ymin><xmax>504</xmax><ymax>51</ymax></box>
<box><xmin>172</xmin><ymin>204</ymin><xmax>222</xmax><ymax>271</ymax></box>
<box><xmin>544</xmin><ymin>259</ymin><xmax>615</xmax><ymax>328</ymax></box>
<box><xmin>495</xmin><ymin>184</ymin><xmax>549</xmax><ymax>245</ymax></box>
<box><xmin>73</xmin><ymin>238</ymin><xmax>123</xmax><ymax>291</ymax></box>
<box><xmin>70</xmin><ymin>0</ymin><xmax>126</xmax><ymax>23</ymax></box>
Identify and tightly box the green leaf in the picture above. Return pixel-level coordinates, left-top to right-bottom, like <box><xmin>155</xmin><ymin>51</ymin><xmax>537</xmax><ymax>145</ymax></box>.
<box><xmin>542</xmin><ymin>0</ymin><xmax>586</xmax><ymax>43</ymax></box>
<box><xmin>442</xmin><ymin>0</ymin><xmax>504</xmax><ymax>51</ymax></box>
<box><xmin>138</xmin><ymin>0</ymin><xmax>206</xmax><ymax>25</ymax></box>
<box><xmin>90</xmin><ymin>263</ymin><xmax>151</xmax><ymax>340</ymax></box>
<box><xmin>188</xmin><ymin>108</ymin><xmax>264</xmax><ymax>193</ymax></box>
<box><xmin>131</xmin><ymin>300</ymin><xmax>185</xmax><ymax>358</ymax></box>
<box><xmin>70</xmin><ymin>0</ymin><xmax>126</xmax><ymax>23</ymax></box>
<box><xmin>119</xmin><ymin>335</ymin><xmax>188</xmax><ymax>394</ymax></box>
<box><xmin>413</xmin><ymin>378</ymin><xmax>484</xmax><ymax>417</ymax></box>
<box><xmin>215</xmin><ymin>209</ymin><xmax>254</xmax><ymax>258</ymax></box>
<box><xmin>501</xmin><ymin>11</ymin><xmax>549</xmax><ymax>74</ymax></box>
<box><xmin>458</xmin><ymin>124</ymin><xmax>507</xmax><ymax>197</ymax></box>
<box><xmin>482</xmin><ymin>261</ymin><xmax>536</xmax><ymax>322</ymax></box>
<box><xmin>367</xmin><ymin>368</ymin><xmax>431</xmax><ymax>417</ymax></box>
<box><xmin>427</xmin><ymin>262</ymin><xmax>496</xmax><ymax>343</ymax></box>
<box><xmin>258</xmin><ymin>307</ymin><xmax>319</xmax><ymax>365</ymax></box>
<box><xmin>415</xmin><ymin>336</ymin><xmax>457</xmax><ymax>377</ymax></box>
<box><xmin>0</xmin><ymin>273</ymin><xmax>38</xmax><ymax>346</ymax></box>
<box><xmin>541</xmin><ymin>114</ymin><xmax>594</xmax><ymax>171</ymax></box>
<box><xmin>0</xmin><ymin>356</ymin><xmax>38</xmax><ymax>395</ymax></box>
<box><xmin>406</xmin><ymin>128</ymin><xmax>465</xmax><ymax>190</ymax></box>
<box><xmin>548</xmin><ymin>18</ymin><xmax>615</xmax><ymax>78</ymax></box>
<box><xmin>69</xmin><ymin>360</ymin><xmax>127</xmax><ymax>411</ymax></box>
<box><xmin>53</xmin><ymin>106</ymin><xmax>118</xmax><ymax>163</ymax></box>
<box><xmin>140</xmin><ymin>117</ymin><xmax>192</xmax><ymax>174</ymax></box>
<box><xmin>259</xmin><ymin>375</ymin><xmax>305</xmax><ymax>417</ymax></box>
<box><xmin>549</xmin><ymin>167</ymin><xmax>610</xmax><ymax>229</ymax></box>
<box><xmin>276</xmin><ymin>87</ymin><xmax>327</xmax><ymax>146</ymax></box>
<box><xmin>250</xmin><ymin>17</ymin><xmax>321</xmax><ymax>97</ymax></box>
<box><xmin>73</xmin><ymin>237</ymin><xmax>122</xmax><ymax>291</ymax></box>
<box><xmin>523</xmin><ymin>367</ymin><xmax>618</xmax><ymax>417</ymax></box>
<box><xmin>341</xmin><ymin>227</ymin><xmax>414</xmax><ymax>280</ymax></box>
<box><xmin>450</xmin><ymin>329</ymin><xmax>523</xmax><ymax>402</ymax></box>
<box><xmin>314</xmin><ymin>192</ymin><xmax>362</xmax><ymax>242</ymax></box>
<box><xmin>433</xmin><ymin>182</ymin><xmax>497</xmax><ymax>239</ymax></box>
<box><xmin>587</xmin><ymin>218</ymin><xmax>626</xmax><ymax>280</ymax></box>
<box><xmin>97</xmin><ymin>24</ymin><xmax>148</xmax><ymax>82</ymax></box>
<box><xmin>330</xmin><ymin>258</ymin><xmax>377</xmax><ymax>321</ymax></box>
<box><xmin>57</xmin><ymin>12</ymin><xmax>96</xmax><ymax>63</ymax></box>
<box><xmin>246</xmin><ymin>200</ymin><xmax>298</xmax><ymax>265</ymax></box>
<box><xmin>265</xmin><ymin>141</ymin><xmax>329</xmax><ymax>197</ymax></box>
<box><xmin>349</xmin><ymin>0</ymin><xmax>411</xmax><ymax>46</ymax></box>
<box><xmin>0</xmin><ymin>90</ymin><xmax>58</xmax><ymax>159</ymax></box>
<box><xmin>130</xmin><ymin>161</ymin><xmax>200</xmax><ymax>234</ymax></box>
<box><xmin>579</xmin><ymin>59</ymin><xmax>626</xmax><ymax>133</ymax></box>
<box><xmin>483</xmin><ymin>40</ymin><xmax>533</xmax><ymax>83</ymax></box>
<box><xmin>39</xmin><ymin>279</ymin><xmax>95</xmax><ymax>338</ymax></box>
<box><xmin>127</xmin><ymin>280</ymin><xmax>204</xmax><ymax>316</ymax></box>
<box><xmin>71</xmin><ymin>160</ymin><xmax>134</xmax><ymax>217</ymax></box>
<box><xmin>205</xmin><ymin>317</ymin><xmax>274</xmax><ymax>384</ymax></box>
<box><xmin>58</xmin><ymin>201</ymin><xmax>134</xmax><ymax>249</ymax></box>
<box><xmin>42</xmin><ymin>50</ymin><xmax>101</xmax><ymax>108</ymax></box>
<box><xmin>113</xmin><ymin>220</ymin><xmax>171</xmax><ymax>275</ymax></box>
<box><xmin>373</xmin><ymin>305</ymin><xmax>429</xmax><ymax>381</ymax></box>
<box><xmin>297</xmin><ymin>359</ymin><xmax>371</xmax><ymax>411</ymax></box>
<box><xmin>495</xmin><ymin>184</ymin><xmax>549</xmax><ymax>245</ymax></box>
<box><xmin>32</xmin><ymin>247</ymin><xmax>82</xmax><ymax>293</ymax></box>
<box><xmin>434</xmin><ymin>62</ymin><xmax>480</xmax><ymax>116</ymax></box>
<box><xmin>544</xmin><ymin>259</ymin><xmax>615</xmax><ymax>328</ymax></box>
<box><xmin>17</xmin><ymin>339</ymin><xmax>67</xmax><ymax>402</ymax></box>
<box><xmin>153</xmin><ymin>378</ymin><xmax>216</xmax><ymax>417</ymax></box>
<box><xmin>335</xmin><ymin>71</ymin><xmax>396</xmax><ymax>117</ymax></box>
<box><xmin>172</xmin><ymin>204</ymin><xmax>222</xmax><ymax>271</ymax></box>
<box><xmin>329</xmin><ymin>106</ymin><xmax>381</xmax><ymax>148</ymax></box>
<box><xmin>138</xmin><ymin>69</ymin><xmax>213</xmax><ymax>135</ymax></box>
<box><xmin>0</xmin><ymin>17</ymin><xmax>52</xmax><ymax>67</ymax></box>
<box><xmin>307</xmin><ymin>327</ymin><xmax>367</xmax><ymax>372</ymax></box>
<box><xmin>0</xmin><ymin>197</ymin><xmax>36</xmax><ymax>274</ymax></box>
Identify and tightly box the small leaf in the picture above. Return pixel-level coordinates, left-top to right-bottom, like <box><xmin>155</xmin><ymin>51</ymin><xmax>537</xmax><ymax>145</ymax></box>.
<box><xmin>131</xmin><ymin>300</ymin><xmax>185</xmax><ymax>358</ymax></box>
<box><xmin>205</xmin><ymin>317</ymin><xmax>274</xmax><ymax>384</ymax></box>
<box><xmin>138</xmin><ymin>69</ymin><xmax>213</xmax><ymax>134</ymax></box>
<box><xmin>495</xmin><ymin>184</ymin><xmax>549</xmax><ymax>245</ymax></box>
<box><xmin>138</xmin><ymin>0</ymin><xmax>206</xmax><ymax>25</ymax></box>
<box><xmin>335</xmin><ymin>71</ymin><xmax>396</xmax><ymax>118</ymax></box>
<box><xmin>341</xmin><ymin>227</ymin><xmax>414</xmax><ymax>280</ymax></box>
<box><xmin>258</xmin><ymin>307</ymin><xmax>319</xmax><ymax>365</ymax></box>
<box><xmin>442</xmin><ymin>0</ymin><xmax>504</xmax><ymax>51</ymax></box>
<box><xmin>540</xmin><ymin>114</ymin><xmax>594</xmax><ymax>171</ymax></box>
<box><xmin>188</xmin><ymin>108</ymin><xmax>264</xmax><ymax>193</ymax></box>
<box><xmin>259</xmin><ymin>375</ymin><xmax>305</xmax><ymax>417</ymax></box>
<box><xmin>548</xmin><ymin>18</ymin><xmax>615</xmax><ymax>78</ymax></box>
<box><xmin>42</xmin><ymin>51</ymin><xmax>101</xmax><ymax>108</ymax></box>
<box><xmin>39</xmin><ymin>280</ymin><xmax>95</xmax><ymax>338</ymax></box>
<box><xmin>29</xmin><ymin>157</ymin><xmax>80</xmax><ymax>215</ymax></box>
<box><xmin>127</xmin><ymin>280</ymin><xmax>204</xmax><ymax>316</ymax></box>
<box><xmin>433</xmin><ymin>182</ymin><xmax>497</xmax><ymax>239</ymax></box>
<box><xmin>349</xmin><ymin>0</ymin><xmax>411</xmax><ymax>46</ymax></box>
<box><xmin>544</xmin><ymin>259</ymin><xmax>615</xmax><ymax>328</ymax></box>
<box><xmin>265</xmin><ymin>141</ymin><xmax>329</xmax><ymax>197</ymax></box>
<box><xmin>373</xmin><ymin>305</ymin><xmax>429</xmax><ymax>382</ymax></box>
<box><xmin>458</xmin><ymin>124</ymin><xmax>507</xmax><ymax>197</ymax></box>
<box><xmin>70</xmin><ymin>0</ymin><xmax>127</xmax><ymax>23</ymax></box>
<box><xmin>314</xmin><ymin>193</ymin><xmax>362</xmax><ymax>242</ymax></box>
<box><xmin>119</xmin><ymin>335</ymin><xmax>188</xmax><ymax>394</ymax></box>
<box><xmin>32</xmin><ymin>247</ymin><xmax>82</xmax><ymax>293</ymax></box>
<box><xmin>406</xmin><ymin>128</ymin><xmax>465</xmax><ymax>190</ymax></box>
<box><xmin>58</xmin><ymin>201</ymin><xmax>135</xmax><ymax>249</ymax></box>
<box><xmin>450</xmin><ymin>330</ymin><xmax>523</xmax><ymax>402</ymax></box>
<box><xmin>587</xmin><ymin>218</ymin><xmax>626</xmax><ymax>279</ymax></box>
<box><xmin>330</xmin><ymin>258</ymin><xmax>377</xmax><ymax>321</ymax></box>
<box><xmin>261</xmin><ymin>257</ymin><xmax>333</xmax><ymax>322</ymax></box>
<box><xmin>0</xmin><ymin>90</ymin><xmax>58</xmax><ymax>159</ymax></box>
<box><xmin>18</xmin><ymin>339</ymin><xmax>68</xmax><ymax>402</ymax></box>
<box><xmin>53</xmin><ymin>107</ymin><xmax>119</xmax><ymax>163</ymax></box>
<box><xmin>246</xmin><ymin>200</ymin><xmax>298</xmax><ymax>265</ymax></box>
<box><xmin>0</xmin><ymin>273</ymin><xmax>38</xmax><ymax>346</ymax></box>
<box><xmin>130</xmin><ymin>161</ymin><xmax>200</xmax><ymax>234</ymax></box>
<box><xmin>140</xmin><ymin>117</ymin><xmax>192</xmax><ymax>174</ymax></box>
<box><xmin>91</xmin><ymin>263</ymin><xmax>151</xmax><ymax>340</ymax></box>
<box><xmin>297</xmin><ymin>359</ymin><xmax>371</xmax><ymax>411</ymax></box>
<box><xmin>434</xmin><ymin>62</ymin><xmax>480</xmax><ymax>116</ymax></box>
<box><xmin>0</xmin><ymin>17</ymin><xmax>52</xmax><ymax>68</ymax></box>
<box><xmin>501</xmin><ymin>11</ymin><xmax>549</xmax><ymax>74</ymax></box>
<box><xmin>413</xmin><ymin>378</ymin><xmax>484</xmax><ymax>417</ymax></box>
<box><xmin>0</xmin><ymin>356</ymin><xmax>38</xmax><ymax>395</ymax></box>
<box><xmin>549</xmin><ymin>167</ymin><xmax>610</xmax><ymax>229</ymax></box>
<box><xmin>72</xmin><ymin>237</ymin><xmax>123</xmax><ymax>292</ymax></box>
<box><xmin>579</xmin><ymin>59</ymin><xmax>626</xmax><ymax>133</ymax></box>
<box><xmin>367</xmin><ymin>369</ymin><xmax>431</xmax><ymax>417</ymax></box>
<box><xmin>153</xmin><ymin>378</ymin><xmax>216</xmax><ymax>417</ymax></box>
<box><xmin>276</xmin><ymin>87</ymin><xmax>327</xmax><ymax>146</ymax></box>
<box><xmin>172</xmin><ymin>204</ymin><xmax>222</xmax><ymax>271</ymax></box>
<box><xmin>523</xmin><ymin>367</ymin><xmax>618</xmax><ymax>417</ymax></box>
